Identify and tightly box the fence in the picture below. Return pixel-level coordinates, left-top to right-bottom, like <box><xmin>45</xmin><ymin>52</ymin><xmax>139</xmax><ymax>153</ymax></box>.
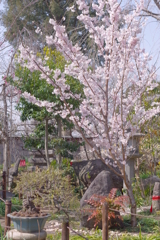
<box><xmin>1</xmin><ymin>171</ymin><xmax>6</xmax><ymax>200</ymax></box>
<box><xmin>1</xmin><ymin>198</ymin><xmax>109</xmax><ymax>240</ymax></box>
<box><xmin>0</xmin><ymin>170</ymin><xmax>159</xmax><ymax>240</ymax></box>
<box><xmin>0</xmin><ymin>171</ymin><xmax>12</xmax><ymax>200</ymax></box>
<box><xmin>2</xmin><ymin>198</ymin><xmax>160</xmax><ymax>240</ymax></box>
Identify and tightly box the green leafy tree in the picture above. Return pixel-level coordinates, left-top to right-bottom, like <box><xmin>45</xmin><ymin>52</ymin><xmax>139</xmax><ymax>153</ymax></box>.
<box><xmin>1</xmin><ymin>0</ymin><xmax>80</xmax><ymax>47</ymax></box>
<box><xmin>133</xmin><ymin>83</ymin><xmax>160</xmax><ymax>198</ymax></box>
<box><xmin>9</xmin><ymin>47</ymin><xmax>84</xmax><ymax>161</ymax></box>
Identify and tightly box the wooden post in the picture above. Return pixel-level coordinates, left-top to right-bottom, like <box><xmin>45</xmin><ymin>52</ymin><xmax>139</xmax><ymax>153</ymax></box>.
<box><xmin>2</xmin><ymin>171</ymin><xmax>6</xmax><ymax>200</ymax></box>
<box><xmin>4</xmin><ymin>200</ymin><xmax>12</xmax><ymax>235</ymax></box>
<box><xmin>19</xmin><ymin>193</ymin><xmax>23</xmax><ymax>200</ymax></box>
<box><xmin>102</xmin><ymin>202</ymin><xmax>108</xmax><ymax>240</ymax></box>
<box><xmin>62</xmin><ymin>221</ymin><xmax>69</xmax><ymax>240</ymax></box>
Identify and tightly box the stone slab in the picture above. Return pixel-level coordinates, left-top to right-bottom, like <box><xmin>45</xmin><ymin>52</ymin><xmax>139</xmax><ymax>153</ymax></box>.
<box><xmin>7</xmin><ymin>229</ymin><xmax>47</xmax><ymax>240</ymax></box>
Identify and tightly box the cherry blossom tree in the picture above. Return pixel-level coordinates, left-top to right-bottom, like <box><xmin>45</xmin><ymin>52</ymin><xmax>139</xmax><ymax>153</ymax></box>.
<box><xmin>17</xmin><ymin>0</ymin><xmax>160</xmax><ymax>226</ymax></box>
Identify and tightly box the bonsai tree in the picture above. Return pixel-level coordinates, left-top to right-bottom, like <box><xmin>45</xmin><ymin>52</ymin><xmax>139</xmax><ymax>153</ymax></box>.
<box><xmin>14</xmin><ymin>167</ymin><xmax>79</xmax><ymax>220</ymax></box>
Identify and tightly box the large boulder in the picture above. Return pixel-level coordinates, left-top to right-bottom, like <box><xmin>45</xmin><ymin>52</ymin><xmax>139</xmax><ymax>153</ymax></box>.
<box><xmin>80</xmin><ymin>170</ymin><xmax>123</xmax><ymax>229</ymax></box>
<box><xmin>72</xmin><ymin>159</ymin><xmax>123</xmax><ymax>189</ymax></box>
<box><xmin>80</xmin><ymin>170</ymin><xmax>114</xmax><ymax>207</ymax></box>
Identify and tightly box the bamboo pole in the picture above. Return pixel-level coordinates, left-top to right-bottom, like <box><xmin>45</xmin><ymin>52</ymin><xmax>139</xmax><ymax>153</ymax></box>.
<box><xmin>62</xmin><ymin>222</ymin><xmax>69</xmax><ymax>240</ymax></box>
<box><xmin>102</xmin><ymin>202</ymin><xmax>109</xmax><ymax>240</ymax></box>
<box><xmin>2</xmin><ymin>171</ymin><xmax>6</xmax><ymax>200</ymax></box>
<box><xmin>4</xmin><ymin>200</ymin><xmax>12</xmax><ymax>235</ymax></box>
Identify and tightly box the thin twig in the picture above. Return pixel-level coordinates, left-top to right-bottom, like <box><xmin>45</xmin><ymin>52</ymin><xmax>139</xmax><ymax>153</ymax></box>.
<box><xmin>68</xmin><ymin>226</ymin><xmax>88</xmax><ymax>240</ymax></box>
<box><xmin>109</xmin><ymin>207</ymin><xmax>160</xmax><ymax>221</ymax></box>
<box><xmin>0</xmin><ymin>197</ymin><xmax>5</xmax><ymax>203</ymax></box>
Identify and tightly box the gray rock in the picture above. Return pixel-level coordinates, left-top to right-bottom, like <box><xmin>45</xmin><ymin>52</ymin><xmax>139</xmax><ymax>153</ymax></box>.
<box><xmin>80</xmin><ymin>170</ymin><xmax>113</xmax><ymax>207</ymax></box>
<box><xmin>8</xmin><ymin>158</ymin><xmax>21</xmax><ymax>190</ymax></box>
<box><xmin>9</xmin><ymin>158</ymin><xmax>21</xmax><ymax>176</ymax></box>
<box><xmin>80</xmin><ymin>170</ymin><xmax>123</xmax><ymax>229</ymax></box>
<box><xmin>142</xmin><ymin>176</ymin><xmax>160</xmax><ymax>189</ymax></box>
<box><xmin>72</xmin><ymin>159</ymin><xmax>123</xmax><ymax>189</ymax></box>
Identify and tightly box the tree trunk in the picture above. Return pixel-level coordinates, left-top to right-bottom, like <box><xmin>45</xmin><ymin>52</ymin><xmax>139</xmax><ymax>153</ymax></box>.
<box><xmin>3</xmin><ymin>84</ymin><xmax>9</xmax><ymax>186</ymax></box>
<box><xmin>57</xmin><ymin>118</ymin><xmax>62</xmax><ymax>165</ymax></box>
<box><xmin>45</xmin><ymin>118</ymin><xmax>50</xmax><ymax>168</ymax></box>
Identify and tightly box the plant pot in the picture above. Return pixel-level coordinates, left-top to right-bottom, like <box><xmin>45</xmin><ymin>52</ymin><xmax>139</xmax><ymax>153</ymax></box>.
<box><xmin>7</xmin><ymin>214</ymin><xmax>50</xmax><ymax>233</ymax></box>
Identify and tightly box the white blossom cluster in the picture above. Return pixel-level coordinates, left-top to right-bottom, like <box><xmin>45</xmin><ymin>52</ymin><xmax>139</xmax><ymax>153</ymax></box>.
<box><xmin>18</xmin><ymin>0</ymin><xmax>160</xmax><ymax>184</ymax></box>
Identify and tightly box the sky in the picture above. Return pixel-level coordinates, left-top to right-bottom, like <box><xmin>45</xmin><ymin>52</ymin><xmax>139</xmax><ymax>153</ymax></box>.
<box><xmin>141</xmin><ymin>10</ymin><xmax>160</xmax><ymax>76</ymax></box>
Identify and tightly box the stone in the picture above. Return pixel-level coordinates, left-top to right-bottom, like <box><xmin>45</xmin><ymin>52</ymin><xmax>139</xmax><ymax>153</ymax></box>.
<box><xmin>9</xmin><ymin>158</ymin><xmax>21</xmax><ymax>176</ymax></box>
<box><xmin>7</xmin><ymin>229</ymin><xmax>47</xmax><ymax>240</ymax></box>
<box><xmin>80</xmin><ymin>170</ymin><xmax>114</xmax><ymax>207</ymax></box>
<box><xmin>8</xmin><ymin>158</ymin><xmax>21</xmax><ymax>190</ymax></box>
<box><xmin>142</xmin><ymin>175</ymin><xmax>160</xmax><ymax>190</ymax></box>
<box><xmin>152</xmin><ymin>182</ymin><xmax>160</xmax><ymax>212</ymax></box>
<box><xmin>80</xmin><ymin>171</ymin><xmax>124</xmax><ymax>229</ymax></box>
<box><xmin>72</xmin><ymin>159</ymin><xmax>123</xmax><ymax>189</ymax></box>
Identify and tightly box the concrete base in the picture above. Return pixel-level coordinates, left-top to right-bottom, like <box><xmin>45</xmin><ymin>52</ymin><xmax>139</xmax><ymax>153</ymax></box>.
<box><xmin>7</xmin><ymin>229</ymin><xmax>47</xmax><ymax>240</ymax></box>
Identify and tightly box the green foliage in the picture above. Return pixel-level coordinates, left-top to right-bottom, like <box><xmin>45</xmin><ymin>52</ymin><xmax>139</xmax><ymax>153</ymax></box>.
<box><xmin>0</xmin><ymin>201</ymin><xmax>5</xmax><ymax>217</ymax></box>
<box><xmin>50</xmin><ymin>158</ymin><xmax>84</xmax><ymax>198</ymax></box>
<box><xmin>131</xmin><ymin>182</ymin><xmax>145</xmax><ymax>207</ymax></box>
<box><xmin>47</xmin><ymin>229</ymin><xmax>160</xmax><ymax>240</ymax></box>
<box><xmin>50</xmin><ymin>138</ymin><xmax>81</xmax><ymax>159</ymax></box>
<box><xmin>138</xmin><ymin>218</ymin><xmax>158</xmax><ymax>233</ymax></box>
<box><xmin>14</xmin><ymin>167</ymin><xmax>80</xmax><ymax>221</ymax></box>
<box><xmin>122</xmin><ymin>211</ymin><xmax>159</xmax><ymax>234</ymax></box>
<box><xmin>8</xmin><ymin>47</ymin><xmax>83</xmax><ymax>159</ymax></box>
<box><xmin>2</xmin><ymin>0</ymin><xmax>79</xmax><ymax>46</ymax></box>
<box><xmin>47</xmin><ymin>229</ymin><xmax>102</xmax><ymax>240</ymax></box>
<box><xmin>137</xmin><ymin>82</ymin><xmax>160</xmax><ymax>176</ymax></box>
<box><xmin>0</xmin><ymin>197</ymin><xmax>22</xmax><ymax>217</ymax></box>
<box><xmin>11</xmin><ymin>197</ymin><xmax>22</xmax><ymax>206</ymax></box>
<box><xmin>115</xmin><ymin>234</ymin><xmax>160</xmax><ymax>240</ymax></box>
<box><xmin>131</xmin><ymin>179</ymin><xmax>153</xmax><ymax>208</ymax></box>
<box><xmin>47</xmin><ymin>232</ymin><xmax>62</xmax><ymax>240</ymax></box>
<box><xmin>139</xmin><ymin>172</ymin><xmax>151</xmax><ymax>180</ymax></box>
<box><xmin>0</xmin><ymin>224</ymin><xmax>4</xmax><ymax>238</ymax></box>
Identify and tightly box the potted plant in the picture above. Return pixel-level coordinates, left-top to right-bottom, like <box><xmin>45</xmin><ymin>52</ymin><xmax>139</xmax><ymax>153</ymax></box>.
<box><xmin>8</xmin><ymin>196</ymin><xmax>49</xmax><ymax>233</ymax></box>
<box><xmin>8</xmin><ymin>167</ymin><xmax>79</xmax><ymax>233</ymax></box>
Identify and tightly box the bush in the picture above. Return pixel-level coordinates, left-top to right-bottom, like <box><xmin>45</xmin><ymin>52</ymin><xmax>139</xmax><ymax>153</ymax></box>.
<box><xmin>85</xmin><ymin>188</ymin><xmax>129</xmax><ymax>228</ymax></box>
<box><xmin>14</xmin><ymin>167</ymin><xmax>80</xmax><ymax>221</ymax></box>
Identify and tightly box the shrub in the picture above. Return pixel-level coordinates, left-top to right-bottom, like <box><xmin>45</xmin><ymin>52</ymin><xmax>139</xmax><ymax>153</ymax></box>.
<box><xmin>14</xmin><ymin>167</ymin><xmax>80</xmax><ymax>221</ymax></box>
<box><xmin>85</xmin><ymin>188</ymin><xmax>129</xmax><ymax>227</ymax></box>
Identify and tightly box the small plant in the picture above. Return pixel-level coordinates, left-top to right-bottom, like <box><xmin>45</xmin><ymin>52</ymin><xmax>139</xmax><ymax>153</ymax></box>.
<box><xmin>85</xmin><ymin>188</ymin><xmax>129</xmax><ymax>228</ymax></box>
<box><xmin>0</xmin><ymin>201</ymin><xmax>5</xmax><ymax>217</ymax></box>
<box><xmin>0</xmin><ymin>197</ymin><xmax>22</xmax><ymax>217</ymax></box>
<box><xmin>14</xmin><ymin>167</ymin><xmax>80</xmax><ymax>221</ymax></box>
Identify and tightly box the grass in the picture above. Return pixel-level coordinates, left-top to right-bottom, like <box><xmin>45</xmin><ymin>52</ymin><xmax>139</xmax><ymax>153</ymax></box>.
<box><xmin>45</xmin><ymin>208</ymin><xmax>160</xmax><ymax>239</ymax></box>
<box><xmin>122</xmin><ymin>211</ymin><xmax>160</xmax><ymax>233</ymax></box>
<box><xmin>47</xmin><ymin>229</ymin><xmax>102</xmax><ymax>240</ymax></box>
<box><xmin>0</xmin><ymin>197</ymin><xmax>22</xmax><ymax>217</ymax></box>
<box><xmin>46</xmin><ymin>230</ymin><xmax>160</xmax><ymax>240</ymax></box>
<box><xmin>45</xmin><ymin>209</ymin><xmax>160</xmax><ymax>239</ymax></box>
